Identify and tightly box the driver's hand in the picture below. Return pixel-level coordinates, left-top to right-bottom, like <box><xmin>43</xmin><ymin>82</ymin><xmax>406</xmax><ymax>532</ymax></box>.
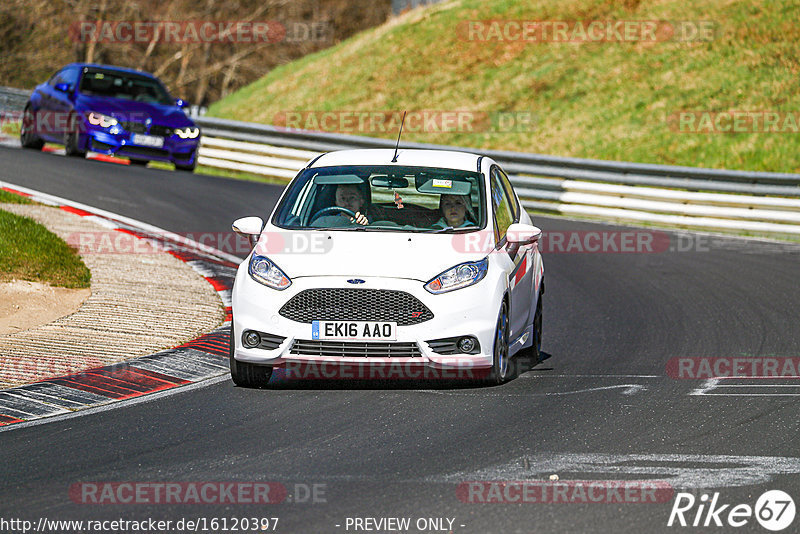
<box><xmin>350</xmin><ymin>211</ymin><xmax>368</xmax><ymax>225</ymax></box>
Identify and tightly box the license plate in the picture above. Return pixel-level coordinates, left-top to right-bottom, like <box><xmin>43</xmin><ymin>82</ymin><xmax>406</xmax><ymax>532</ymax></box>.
<box><xmin>312</xmin><ymin>321</ymin><xmax>397</xmax><ymax>341</ymax></box>
<box><xmin>131</xmin><ymin>133</ymin><xmax>164</xmax><ymax>147</ymax></box>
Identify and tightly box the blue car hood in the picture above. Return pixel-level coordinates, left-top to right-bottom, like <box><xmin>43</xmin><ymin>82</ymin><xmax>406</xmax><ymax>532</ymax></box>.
<box><xmin>76</xmin><ymin>95</ymin><xmax>194</xmax><ymax>127</ymax></box>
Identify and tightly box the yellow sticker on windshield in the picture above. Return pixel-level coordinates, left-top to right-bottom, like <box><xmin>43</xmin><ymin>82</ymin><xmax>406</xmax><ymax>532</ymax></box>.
<box><xmin>432</xmin><ymin>179</ymin><xmax>452</xmax><ymax>188</ymax></box>
<box><xmin>95</xmin><ymin>73</ymin><xmax>104</xmax><ymax>79</ymax></box>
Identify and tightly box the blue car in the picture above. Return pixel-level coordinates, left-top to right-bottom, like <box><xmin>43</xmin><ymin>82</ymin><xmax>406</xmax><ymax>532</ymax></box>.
<box><xmin>20</xmin><ymin>63</ymin><xmax>200</xmax><ymax>171</ymax></box>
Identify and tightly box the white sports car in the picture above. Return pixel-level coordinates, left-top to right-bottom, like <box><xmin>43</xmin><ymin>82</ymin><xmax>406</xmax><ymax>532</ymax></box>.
<box><xmin>230</xmin><ymin>148</ymin><xmax>544</xmax><ymax>386</ymax></box>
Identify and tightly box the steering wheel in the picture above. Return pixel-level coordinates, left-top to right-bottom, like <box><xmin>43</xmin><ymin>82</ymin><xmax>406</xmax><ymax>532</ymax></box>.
<box><xmin>309</xmin><ymin>206</ymin><xmax>358</xmax><ymax>224</ymax></box>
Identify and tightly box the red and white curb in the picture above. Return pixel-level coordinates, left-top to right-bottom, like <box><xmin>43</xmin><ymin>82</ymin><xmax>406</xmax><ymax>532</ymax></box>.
<box><xmin>0</xmin><ymin>183</ymin><xmax>240</xmax><ymax>430</ymax></box>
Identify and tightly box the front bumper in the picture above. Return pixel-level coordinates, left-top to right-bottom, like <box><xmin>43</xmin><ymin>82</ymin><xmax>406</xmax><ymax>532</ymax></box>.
<box><xmin>231</xmin><ymin>268</ymin><xmax>504</xmax><ymax>372</ymax></box>
<box><xmin>81</xmin><ymin>125</ymin><xmax>199</xmax><ymax>164</ymax></box>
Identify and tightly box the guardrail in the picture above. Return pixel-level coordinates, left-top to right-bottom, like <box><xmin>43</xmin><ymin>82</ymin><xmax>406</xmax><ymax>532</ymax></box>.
<box><xmin>3</xmin><ymin>86</ymin><xmax>799</xmax><ymax>236</ymax></box>
<box><xmin>194</xmin><ymin>116</ymin><xmax>800</xmax><ymax>237</ymax></box>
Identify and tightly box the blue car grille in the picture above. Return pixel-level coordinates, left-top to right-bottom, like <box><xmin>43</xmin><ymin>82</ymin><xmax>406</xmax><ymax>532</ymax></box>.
<box><xmin>120</xmin><ymin>122</ymin><xmax>173</xmax><ymax>137</ymax></box>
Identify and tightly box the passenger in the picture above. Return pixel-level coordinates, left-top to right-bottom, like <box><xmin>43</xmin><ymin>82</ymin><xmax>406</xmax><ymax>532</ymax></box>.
<box><xmin>312</xmin><ymin>184</ymin><xmax>370</xmax><ymax>227</ymax></box>
<box><xmin>432</xmin><ymin>194</ymin><xmax>476</xmax><ymax>229</ymax></box>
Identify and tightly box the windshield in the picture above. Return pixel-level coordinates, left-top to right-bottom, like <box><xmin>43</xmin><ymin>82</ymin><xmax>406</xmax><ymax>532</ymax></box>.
<box><xmin>78</xmin><ymin>68</ymin><xmax>174</xmax><ymax>106</ymax></box>
<box><xmin>272</xmin><ymin>165</ymin><xmax>486</xmax><ymax>233</ymax></box>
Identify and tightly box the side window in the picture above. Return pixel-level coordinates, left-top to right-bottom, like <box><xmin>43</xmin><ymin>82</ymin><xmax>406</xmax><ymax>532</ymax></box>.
<box><xmin>61</xmin><ymin>67</ymin><xmax>80</xmax><ymax>91</ymax></box>
<box><xmin>47</xmin><ymin>70</ymin><xmax>65</xmax><ymax>87</ymax></box>
<box><xmin>496</xmin><ymin>167</ymin><xmax>519</xmax><ymax>221</ymax></box>
<box><xmin>490</xmin><ymin>167</ymin><xmax>514</xmax><ymax>244</ymax></box>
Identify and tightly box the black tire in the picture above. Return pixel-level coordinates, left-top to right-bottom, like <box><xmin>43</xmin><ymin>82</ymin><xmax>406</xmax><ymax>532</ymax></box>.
<box><xmin>175</xmin><ymin>160</ymin><xmax>196</xmax><ymax>172</ymax></box>
<box><xmin>229</xmin><ymin>322</ymin><xmax>272</xmax><ymax>388</ymax></box>
<box><xmin>129</xmin><ymin>159</ymin><xmax>149</xmax><ymax>166</ymax></box>
<box><xmin>486</xmin><ymin>300</ymin><xmax>511</xmax><ymax>385</ymax></box>
<box><xmin>20</xmin><ymin>106</ymin><xmax>44</xmax><ymax>150</ymax></box>
<box><xmin>64</xmin><ymin>114</ymin><xmax>86</xmax><ymax>158</ymax></box>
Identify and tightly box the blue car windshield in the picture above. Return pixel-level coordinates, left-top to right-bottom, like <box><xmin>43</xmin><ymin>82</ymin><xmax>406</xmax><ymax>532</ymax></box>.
<box><xmin>78</xmin><ymin>69</ymin><xmax>173</xmax><ymax>106</ymax></box>
<box><xmin>272</xmin><ymin>165</ymin><xmax>486</xmax><ymax>233</ymax></box>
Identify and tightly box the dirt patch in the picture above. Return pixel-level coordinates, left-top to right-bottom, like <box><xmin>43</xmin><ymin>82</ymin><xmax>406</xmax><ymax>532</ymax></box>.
<box><xmin>0</xmin><ymin>280</ymin><xmax>90</xmax><ymax>335</ymax></box>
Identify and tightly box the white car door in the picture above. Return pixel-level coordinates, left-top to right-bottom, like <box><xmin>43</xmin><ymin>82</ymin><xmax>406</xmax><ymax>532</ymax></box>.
<box><xmin>489</xmin><ymin>166</ymin><xmax>532</xmax><ymax>346</ymax></box>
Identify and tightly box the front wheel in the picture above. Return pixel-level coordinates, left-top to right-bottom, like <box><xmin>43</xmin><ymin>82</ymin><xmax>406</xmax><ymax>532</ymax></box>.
<box><xmin>174</xmin><ymin>160</ymin><xmax>196</xmax><ymax>172</ymax></box>
<box><xmin>64</xmin><ymin>115</ymin><xmax>86</xmax><ymax>158</ymax></box>
<box><xmin>229</xmin><ymin>322</ymin><xmax>272</xmax><ymax>388</ymax></box>
<box><xmin>486</xmin><ymin>301</ymin><xmax>511</xmax><ymax>385</ymax></box>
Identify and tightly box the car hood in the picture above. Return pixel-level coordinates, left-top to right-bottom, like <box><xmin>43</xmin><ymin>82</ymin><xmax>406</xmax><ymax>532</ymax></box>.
<box><xmin>76</xmin><ymin>95</ymin><xmax>194</xmax><ymax>127</ymax></box>
<box><xmin>258</xmin><ymin>229</ymin><xmax>493</xmax><ymax>281</ymax></box>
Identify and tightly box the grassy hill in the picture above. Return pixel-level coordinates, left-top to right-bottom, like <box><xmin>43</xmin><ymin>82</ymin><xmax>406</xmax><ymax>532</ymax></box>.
<box><xmin>208</xmin><ymin>0</ymin><xmax>800</xmax><ymax>173</ymax></box>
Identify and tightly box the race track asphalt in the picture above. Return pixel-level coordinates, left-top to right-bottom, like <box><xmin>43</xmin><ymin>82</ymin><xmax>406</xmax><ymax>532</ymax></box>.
<box><xmin>1</xmin><ymin>146</ymin><xmax>800</xmax><ymax>533</ymax></box>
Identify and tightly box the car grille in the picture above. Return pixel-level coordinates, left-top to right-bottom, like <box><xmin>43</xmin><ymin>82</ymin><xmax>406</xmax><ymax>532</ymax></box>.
<box><xmin>121</xmin><ymin>146</ymin><xmax>169</xmax><ymax>158</ymax></box>
<box><xmin>91</xmin><ymin>139</ymin><xmax>114</xmax><ymax>151</ymax></box>
<box><xmin>290</xmin><ymin>339</ymin><xmax>422</xmax><ymax>358</ymax></box>
<box><xmin>149</xmin><ymin>125</ymin><xmax>173</xmax><ymax>137</ymax></box>
<box><xmin>121</xmin><ymin>121</ymin><xmax>147</xmax><ymax>134</ymax></box>
<box><xmin>279</xmin><ymin>288</ymin><xmax>433</xmax><ymax>326</ymax></box>
<box><xmin>120</xmin><ymin>122</ymin><xmax>172</xmax><ymax>137</ymax></box>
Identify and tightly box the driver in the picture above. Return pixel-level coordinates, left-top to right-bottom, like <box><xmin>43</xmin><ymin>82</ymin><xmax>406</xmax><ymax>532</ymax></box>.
<box><xmin>312</xmin><ymin>184</ymin><xmax>370</xmax><ymax>227</ymax></box>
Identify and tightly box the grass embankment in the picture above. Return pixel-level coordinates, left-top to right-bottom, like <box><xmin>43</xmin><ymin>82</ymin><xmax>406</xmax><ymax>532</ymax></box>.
<box><xmin>208</xmin><ymin>0</ymin><xmax>800</xmax><ymax>173</ymax></box>
<box><xmin>0</xmin><ymin>190</ymin><xmax>91</xmax><ymax>288</ymax></box>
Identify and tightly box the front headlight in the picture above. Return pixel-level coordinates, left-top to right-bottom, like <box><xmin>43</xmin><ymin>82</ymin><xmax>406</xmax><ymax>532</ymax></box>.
<box><xmin>175</xmin><ymin>126</ymin><xmax>200</xmax><ymax>139</ymax></box>
<box><xmin>248</xmin><ymin>254</ymin><xmax>291</xmax><ymax>290</ymax></box>
<box><xmin>424</xmin><ymin>258</ymin><xmax>488</xmax><ymax>294</ymax></box>
<box><xmin>86</xmin><ymin>112</ymin><xmax>118</xmax><ymax>128</ymax></box>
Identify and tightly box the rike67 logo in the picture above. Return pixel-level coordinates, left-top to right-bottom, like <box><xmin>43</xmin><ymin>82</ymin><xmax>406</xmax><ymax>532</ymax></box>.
<box><xmin>668</xmin><ymin>490</ymin><xmax>795</xmax><ymax>531</ymax></box>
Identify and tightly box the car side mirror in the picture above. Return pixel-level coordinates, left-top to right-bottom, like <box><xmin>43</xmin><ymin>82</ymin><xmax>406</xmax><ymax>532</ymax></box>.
<box><xmin>506</xmin><ymin>222</ymin><xmax>542</xmax><ymax>245</ymax></box>
<box><xmin>232</xmin><ymin>217</ymin><xmax>265</xmax><ymax>248</ymax></box>
<box><xmin>55</xmin><ymin>83</ymin><xmax>70</xmax><ymax>93</ymax></box>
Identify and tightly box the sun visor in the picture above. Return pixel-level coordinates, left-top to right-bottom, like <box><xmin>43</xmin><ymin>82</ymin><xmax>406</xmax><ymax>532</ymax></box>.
<box><xmin>313</xmin><ymin>174</ymin><xmax>364</xmax><ymax>185</ymax></box>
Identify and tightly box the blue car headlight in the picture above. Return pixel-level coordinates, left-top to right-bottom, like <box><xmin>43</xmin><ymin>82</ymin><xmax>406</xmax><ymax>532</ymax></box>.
<box><xmin>424</xmin><ymin>258</ymin><xmax>488</xmax><ymax>294</ymax></box>
<box><xmin>248</xmin><ymin>254</ymin><xmax>291</xmax><ymax>290</ymax></box>
<box><xmin>175</xmin><ymin>126</ymin><xmax>200</xmax><ymax>139</ymax></box>
<box><xmin>85</xmin><ymin>112</ymin><xmax>118</xmax><ymax>128</ymax></box>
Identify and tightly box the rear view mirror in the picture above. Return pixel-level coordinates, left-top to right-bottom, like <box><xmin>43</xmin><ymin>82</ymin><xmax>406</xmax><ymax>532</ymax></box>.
<box><xmin>371</xmin><ymin>175</ymin><xmax>409</xmax><ymax>189</ymax></box>
<box><xmin>232</xmin><ymin>216</ymin><xmax>265</xmax><ymax>248</ymax></box>
<box><xmin>55</xmin><ymin>83</ymin><xmax>70</xmax><ymax>93</ymax></box>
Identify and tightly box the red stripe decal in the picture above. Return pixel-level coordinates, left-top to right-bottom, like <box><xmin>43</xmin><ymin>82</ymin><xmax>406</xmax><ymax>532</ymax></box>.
<box><xmin>514</xmin><ymin>255</ymin><xmax>527</xmax><ymax>285</ymax></box>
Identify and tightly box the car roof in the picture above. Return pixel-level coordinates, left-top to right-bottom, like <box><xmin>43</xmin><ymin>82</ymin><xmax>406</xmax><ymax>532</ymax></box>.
<box><xmin>309</xmin><ymin>149</ymin><xmax>484</xmax><ymax>173</ymax></box>
<box><xmin>65</xmin><ymin>63</ymin><xmax>157</xmax><ymax>79</ymax></box>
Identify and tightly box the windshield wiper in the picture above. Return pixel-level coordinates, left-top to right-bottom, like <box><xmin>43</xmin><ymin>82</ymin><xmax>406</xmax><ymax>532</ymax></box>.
<box><xmin>426</xmin><ymin>225</ymin><xmax>480</xmax><ymax>234</ymax></box>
